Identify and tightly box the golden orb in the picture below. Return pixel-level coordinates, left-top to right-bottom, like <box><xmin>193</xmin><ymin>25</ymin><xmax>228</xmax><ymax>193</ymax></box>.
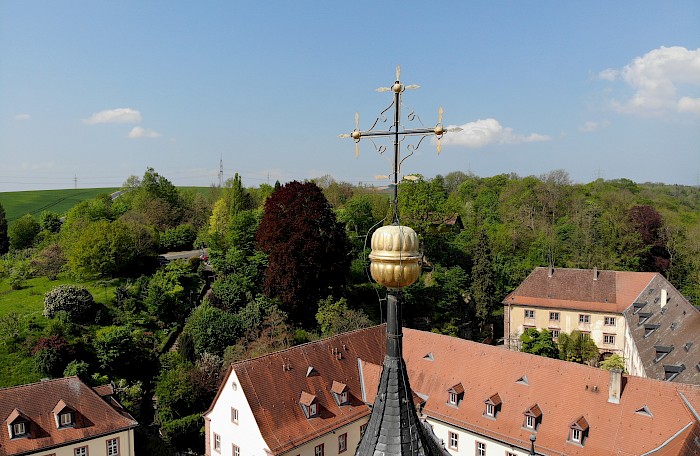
<box><xmin>434</xmin><ymin>125</ymin><xmax>445</xmax><ymax>135</ymax></box>
<box><xmin>392</xmin><ymin>82</ymin><xmax>403</xmax><ymax>93</ymax></box>
<box><xmin>351</xmin><ymin>131</ymin><xmax>361</xmax><ymax>140</ymax></box>
<box><xmin>369</xmin><ymin>225</ymin><xmax>421</xmax><ymax>288</ymax></box>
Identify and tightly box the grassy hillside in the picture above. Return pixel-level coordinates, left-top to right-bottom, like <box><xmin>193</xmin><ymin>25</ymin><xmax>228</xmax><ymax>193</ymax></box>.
<box><xmin>0</xmin><ymin>188</ymin><xmax>118</xmax><ymax>223</ymax></box>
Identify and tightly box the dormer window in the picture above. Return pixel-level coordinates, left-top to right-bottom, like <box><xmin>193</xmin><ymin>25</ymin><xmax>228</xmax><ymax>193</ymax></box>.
<box><xmin>638</xmin><ymin>312</ymin><xmax>652</xmax><ymax>325</ymax></box>
<box><xmin>447</xmin><ymin>383</ymin><xmax>464</xmax><ymax>406</ymax></box>
<box><xmin>654</xmin><ymin>345</ymin><xmax>673</xmax><ymax>363</ymax></box>
<box><xmin>6</xmin><ymin>408</ymin><xmax>31</xmax><ymax>439</ymax></box>
<box><xmin>568</xmin><ymin>416</ymin><xmax>589</xmax><ymax>445</ymax></box>
<box><xmin>52</xmin><ymin>400</ymin><xmax>76</xmax><ymax>429</ymax></box>
<box><xmin>644</xmin><ymin>324</ymin><xmax>660</xmax><ymax>338</ymax></box>
<box><xmin>663</xmin><ymin>364</ymin><xmax>686</xmax><ymax>381</ymax></box>
<box><xmin>300</xmin><ymin>391</ymin><xmax>319</xmax><ymax>418</ymax></box>
<box><xmin>523</xmin><ymin>404</ymin><xmax>542</xmax><ymax>431</ymax></box>
<box><xmin>633</xmin><ymin>302</ymin><xmax>646</xmax><ymax>314</ymax></box>
<box><xmin>331</xmin><ymin>381</ymin><xmax>349</xmax><ymax>406</ymax></box>
<box><xmin>483</xmin><ymin>393</ymin><xmax>501</xmax><ymax>419</ymax></box>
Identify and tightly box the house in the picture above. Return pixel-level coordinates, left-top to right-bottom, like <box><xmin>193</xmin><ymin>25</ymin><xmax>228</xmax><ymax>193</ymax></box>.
<box><xmin>204</xmin><ymin>325</ymin><xmax>700</xmax><ymax>456</ymax></box>
<box><xmin>0</xmin><ymin>376</ymin><xmax>137</xmax><ymax>456</ymax></box>
<box><xmin>502</xmin><ymin>267</ymin><xmax>700</xmax><ymax>384</ymax></box>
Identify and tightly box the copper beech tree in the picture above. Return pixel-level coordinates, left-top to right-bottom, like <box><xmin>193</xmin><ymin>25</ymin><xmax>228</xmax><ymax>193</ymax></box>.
<box><xmin>256</xmin><ymin>181</ymin><xmax>350</xmax><ymax>326</ymax></box>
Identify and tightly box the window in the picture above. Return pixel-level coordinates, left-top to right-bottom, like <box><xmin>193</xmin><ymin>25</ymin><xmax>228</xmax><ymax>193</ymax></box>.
<box><xmin>581</xmin><ymin>331</ymin><xmax>591</xmax><ymax>340</ymax></box>
<box><xmin>231</xmin><ymin>407</ymin><xmax>239</xmax><ymax>424</ymax></box>
<box><xmin>340</xmin><ymin>391</ymin><xmax>348</xmax><ymax>404</ymax></box>
<box><xmin>604</xmin><ymin>334</ymin><xmax>615</xmax><ymax>345</ymax></box>
<box><xmin>360</xmin><ymin>423</ymin><xmax>368</xmax><ymax>437</ymax></box>
<box><xmin>604</xmin><ymin>316</ymin><xmax>616</xmax><ymax>326</ymax></box>
<box><xmin>74</xmin><ymin>447</ymin><xmax>88</xmax><ymax>456</ymax></box>
<box><xmin>11</xmin><ymin>421</ymin><xmax>27</xmax><ymax>438</ymax></box>
<box><xmin>214</xmin><ymin>433</ymin><xmax>221</xmax><ymax>452</ymax></box>
<box><xmin>59</xmin><ymin>411</ymin><xmax>74</xmax><ymax>427</ymax></box>
<box><xmin>526</xmin><ymin>415</ymin><xmax>535</xmax><ymax>429</ymax></box>
<box><xmin>107</xmin><ymin>438</ymin><xmax>119</xmax><ymax>456</ymax></box>
<box><xmin>549</xmin><ymin>312</ymin><xmax>560</xmax><ymax>321</ymax></box>
<box><xmin>506</xmin><ymin>453</ymin><xmax>518</xmax><ymax>456</ymax></box>
<box><xmin>309</xmin><ymin>403</ymin><xmax>317</xmax><ymax>416</ymax></box>
<box><xmin>448</xmin><ymin>431</ymin><xmax>458</xmax><ymax>450</ymax></box>
<box><xmin>524</xmin><ymin>310</ymin><xmax>535</xmax><ymax>319</ymax></box>
<box><xmin>579</xmin><ymin>314</ymin><xmax>590</xmax><ymax>324</ymax></box>
<box><xmin>448</xmin><ymin>392</ymin><xmax>458</xmax><ymax>404</ymax></box>
<box><xmin>314</xmin><ymin>443</ymin><xmax>324</xmax><ymax>456</ymax></box>
<box><xmin>338</xmin><ymin>433</ymin><xmax>347</xmax><ymax>453</ymax></box>
<box><xmin>572</xmin><ymin>428</ymin><xmax>582</xmax><ymax>443</ymax></box>
<box><xmin>233</xmin><ymin>444</ymin><xmax>240</xmax><ymax>456</ymax></box>
<box><xmin>551</xmin><ymin>329</ymin><xmax>560</xmax><ymax>339</ymax></box>
<box><xmin>486</xmin><ymin>403</ymin><xmax>495</xmax><ymax>416</ymax></box>
<box><xmin>476</xmin><ymin>441</ymin><xmax>486</xmax><ymax>456</ymax></box>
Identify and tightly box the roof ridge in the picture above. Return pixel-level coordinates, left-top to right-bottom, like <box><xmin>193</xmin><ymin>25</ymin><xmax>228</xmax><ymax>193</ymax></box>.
<box><xmin>229</xmin><ymin>324</ymin><xmax>386</xmax><ymax>367</ymax></box>
<box><xmin>0</xmin><ymin>375</ymin><xmax>80</xmax><ymax>392</ymax></box>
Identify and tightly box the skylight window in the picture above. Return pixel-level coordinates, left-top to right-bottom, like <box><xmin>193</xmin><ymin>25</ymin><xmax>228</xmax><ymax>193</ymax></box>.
<box><xmin>644</xmin><ymin>324</ymin><xmax>660</xmax><ymax>338</ymax></box>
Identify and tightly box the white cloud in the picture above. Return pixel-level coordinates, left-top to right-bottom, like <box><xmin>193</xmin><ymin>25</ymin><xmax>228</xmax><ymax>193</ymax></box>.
<box><xmin>678</xmin><ymin>97</ymin><xmax>700</xmax><ymax>114</ymax></box>
<box><xmin>578</xmin><ymin>120</ymin><xmax>610</xmax><ymax>133</ymax></box>
<box><xmin>440</xmin><ymin>118</ymin><xmax>551</xmax><ymax>148</ymax></box>
<box><xmin>14</xmin><ymin>113</ymin><xmax>30</xmax><ymax>121</ymax></box>
<box><xmin>84</xmin><ymin>108</ymin><xmax>142</xmax><ymax>125</ymax></box>
<box><xmin>600</xmin><ymin>46</ymin><xmax>700</xmax><ymax>115</ymax></box>
<box><xmin>128</xmin><ymin>126</ymin><xmax>160</xmax><ymax>139</ymax></box>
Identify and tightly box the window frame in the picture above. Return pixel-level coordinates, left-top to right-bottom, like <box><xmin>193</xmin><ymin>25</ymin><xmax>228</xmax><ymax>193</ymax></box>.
<box><xmin>231</xmin><ymin>407</ymin><xmax>239</xmax><ymax>424</ymax></box>
<box><xmin>549</xmin><ymin>312</ymin><xmax>560</xmax><ymax>321</ymax></box>
<box><xmin>448</xmin><ymin>431</ymin><xmax>458</xmax><ymax>450</ymax></box>
<box><xmin>604</xmin><ymin>316</ymin><xmax>616</xmax><ymax>326</ymax></box>
<box><xmin>338</xmin><ymin>432</ymin><xmax>348</xmax><ymax>453</ymax></box>
<box><xmin>476</xmin><ymin>441</ymin><xmax>486</xmax><ymax>456</ymax></box>
<box><xmin>524</xmin><ymin>309</ymin><xmax>535</xmax><ymax>319</ymax></box>
<box><xmin>579</xmin><ymin>314</ymin><xmax>590</xmax><ymax>324</ymax></box>
<box><xmin>572</xmin><ymin>428</ymin><xmax>582</xmax><ymax>443</ymax></box>
<box><xmin>59</xmin><ymin>411</ymin><xmax>74</xmax><ymax>427</ymax></box>
<box><xmin>448</xmin><ymin>392</ymin><xmax>458</xmax><ymax>405</ymax></box>
<box><xmin>74</xmin><ymin>447</ymin><xmax>88</xmax><ymax>456</ymax></box>
<box><xmin>339</xmin><ymin>391</ymin><xmax>348</xmax><ymax>405</ymax></box>
<box><xmin>550</xmin><ymin>329</ymin><xmax>560</xmax><ymax>339</ymax></box>
<box><xmin>233</xmin><ymin>444</ymin><xmax>240</xmax><ymax>456</ymax></box>
<box><xmin>360</xmin><ymin>423</ymin><xmax>368</xmax><ymax>437</ymax></box>
<box><xmin>11</xmin><ymin>421</ymin><xmax>27</xmax><ymax>438</ymax></box>
<box><xmin>485</xmin><ymin>402</ymin><xmax>495</xmax><ymax>417</ymax></box>
<box><xmin>106</xmin><ymin>437</ymin><xmax>120</xmax><ymax>456</ymax></box>
<box><xmin>314</xmin><ymin>443</ymin><xmax>324</xmax><ymax>456</ymax></box>
<box><xmin>214</xmin><ymin>433</ymin><xmax>221</xmax><ymax>452</ymax></box>
<box><xmin>603</xmin><ymin>334</ymin><xmax>615</xmax><ymax>345</ymax></box>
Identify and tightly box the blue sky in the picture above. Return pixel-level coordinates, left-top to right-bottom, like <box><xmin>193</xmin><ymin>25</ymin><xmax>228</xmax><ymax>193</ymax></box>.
<box><xmin>1</xmin><ymin>1</ymin><xmax>699</xmax><ymax>192</ymax></box>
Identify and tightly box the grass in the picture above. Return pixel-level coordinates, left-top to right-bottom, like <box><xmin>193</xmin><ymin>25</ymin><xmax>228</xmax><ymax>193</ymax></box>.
<box><xmin>0</xmin><ymin>275</ymin><xmax>118</xmax><ymax>387</ymax></box>
<box><xmin>0</xmin><ymin>188</ymin><xmax>118</xmax><ymax>223</ymax></box>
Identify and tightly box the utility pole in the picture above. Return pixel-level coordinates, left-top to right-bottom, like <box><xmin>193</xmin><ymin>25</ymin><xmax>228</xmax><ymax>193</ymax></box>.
<box><xmin>218</xmin><ymin>156</ymin><xmax>224</xmax><ymax>188</ymax></box>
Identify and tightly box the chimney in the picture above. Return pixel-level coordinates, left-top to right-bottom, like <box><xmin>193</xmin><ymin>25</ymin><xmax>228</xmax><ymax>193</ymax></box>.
<box><xmin>660</xmin><ymin>289</ymin><xmax>667</xmax><ymax>308</ymax></box>
<box><xmin>593</xmin><ymin>267</ymin><xmax>598</xmax><ymax>281</ymax></box>
<box><xmin>608</xmin><ymin>369</ymin><xmax>623</xmax><ymax>404</ymax></box>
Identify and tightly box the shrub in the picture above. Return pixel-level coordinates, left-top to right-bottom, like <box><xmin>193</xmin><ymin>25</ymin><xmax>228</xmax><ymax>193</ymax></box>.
<box><xmin>35</xmin><ymin>348</ymin><xmax>63</xmax><ymax>377</ymax></box>
<box><xmin>43</xmin><ymin>285</ymin><xmax>96</xmax><ymax>322</ymax></box>
<box><xmin>63</xmin><ymin>360</ymin><xmax>90</xmax><ymax>380</ymax></box>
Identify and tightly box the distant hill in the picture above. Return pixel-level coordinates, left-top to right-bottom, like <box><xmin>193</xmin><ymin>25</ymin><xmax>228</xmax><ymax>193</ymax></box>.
<box><xmin>0</xmin><ymin>188</ymin><xmax>119</xmax><ymax>223</ymax></box>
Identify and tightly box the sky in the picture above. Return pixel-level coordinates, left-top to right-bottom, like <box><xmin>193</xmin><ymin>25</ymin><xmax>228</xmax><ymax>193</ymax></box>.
<box><xmin>1</xmin><ymin>1</ymin><xmax>699</xmax><ymax>192</ymax></box>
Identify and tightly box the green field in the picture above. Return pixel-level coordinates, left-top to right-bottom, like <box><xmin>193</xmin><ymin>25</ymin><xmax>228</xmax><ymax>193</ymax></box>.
<box><xmin>0</xmin><ymin>188</ymin><xmax>118</xmax><ymax>223</ymax></box>
<box><xmin>0</xmin><ymin>276</ymin><xmax>117</xmax><ymax>387</ymax></box>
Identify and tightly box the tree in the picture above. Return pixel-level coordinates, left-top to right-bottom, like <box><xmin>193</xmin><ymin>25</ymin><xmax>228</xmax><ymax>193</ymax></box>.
<box><xmin>471</xmin><ymin>228</ymin><xmax>497</xmax><ymax>333</ymax></box>
<box><xmin>31</xmin><ymin>244</ymin><xmax>66</xmax><ymax>279</ymax></box>
<box><xmin>520</xmin><ymin>328</ymin><xmax>559</xmax><ymax>359</ymax></box>
<box><xmin>145</xmin><ymin>260</ymin><xmax>201</xmax><ymax>324</ymax></box>
<box><xmin>256</xmin><ymin>181</ymin><xmax>350</xmax><ymax>325</ymax></box>
<box><xmin>0</xmin><ymin>202</ymin><xmax>8</xmax><ymax>254</ymax></box>
<box><xmin>316</xmin><ymin>296</ymin><xmax>372</xmax><ymax>336</ymax></box>
<box><xmin>43</xmin><ymin>285</ymin><xmax>96</xmax><ymax>322</ymax></box>
<box><xmin>65</xmin><ymin>220</ymin><xmax>138</xmax><ymax>278</ymax></box>
<box><xmin>39</xmin><ymin>211</ymin><xmax>62</xmax><ymax>233</ymax></box>
<box><xmin>93</xmin><ymin>326</ymin><xmax>156</xmax><ymax>379</ymax></box>
<box><xmin>182</xmin><ymin>304</ymin><xmax>242</xmax><ymax>357</ymax></box>
<box><xmin>600</xmin><ymin>354</ymin><xmax>626</xmax><ymax>372</ymax></box>
<box><xmin>8</xmin><ymin>214</ymin><xmax>40</xmax><ymax>250</ymax></box>
<box><xmin>558</xmin><ymin>330</ymin><xmax>599</xmax><ymax>364</ymax></box>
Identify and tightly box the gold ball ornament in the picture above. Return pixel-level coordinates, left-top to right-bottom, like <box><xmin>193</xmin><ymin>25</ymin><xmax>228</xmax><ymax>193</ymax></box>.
<box><xmin>369</xmin><ymin>225</ymin><xmax>421</xmax><ymax>289</ymax></box>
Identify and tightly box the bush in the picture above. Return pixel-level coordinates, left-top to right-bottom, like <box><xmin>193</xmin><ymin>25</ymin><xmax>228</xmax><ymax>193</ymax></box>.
<box><xmin>160</xmin><ymin>414</ymin><xmax>203</xmax><ymax>453</ymax></box>
<box><xmin>43</xmin><ymin>285</ymin><xmax>96</xmax><ymax>322</ymax></box>
<box><xmin>159</xmin><ymin>224</ymin><xmax>197</xmax><ymax>252</ymax></box>
<box><xmin>35</xmin><ymin>348</ymin><xmax>63</xmax><ymax>377</ymax></box>
<box><xmin>63</xmin><ymin>360</ymin><xmax>90</xmax><ymax>381</ymax></box>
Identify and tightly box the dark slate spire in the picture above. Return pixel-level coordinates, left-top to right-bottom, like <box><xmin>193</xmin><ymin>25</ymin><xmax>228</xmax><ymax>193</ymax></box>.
<box><xmin>355</xmin><ymin>294</ymin><xmax>448</xmax><ymax>456</ymax></box>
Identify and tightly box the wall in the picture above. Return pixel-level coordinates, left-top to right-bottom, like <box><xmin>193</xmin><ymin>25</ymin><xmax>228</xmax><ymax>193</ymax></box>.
<box><xmin>31</xmin><ymin>429</ymin><xmax>135</xmax><ymax>456</ymax></box>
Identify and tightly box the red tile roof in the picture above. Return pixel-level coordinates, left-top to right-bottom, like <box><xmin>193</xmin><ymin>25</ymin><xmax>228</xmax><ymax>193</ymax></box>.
<box><xmin>503</xmin><ymin>267</ymin><xmax>656</xmax><ymax>313</ymax></box>
<box><xmin>0</xmin><ymin>377</ymin><xmax>137</xmax><ymax>455</ymax></box>
<box><xmin>394</xmin><ymin>328</ymin><xmax>700</xmax><ymax>455</ymax></box>
<box><xmin>206</xmin><ymin>325</ymin><xmax>386</xmax><ymax>455</ymax></box>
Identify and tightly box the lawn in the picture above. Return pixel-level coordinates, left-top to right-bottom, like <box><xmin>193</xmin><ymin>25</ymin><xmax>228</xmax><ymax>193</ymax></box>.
<box><xmin>0</xmin><ymin>276</ymin><xmax>118</xmax><ymax>387</ymax></box>
<box><xmin>0</xmin><ymin>188</ymin><xmax>118</xmax><ymax>223</ymax></box>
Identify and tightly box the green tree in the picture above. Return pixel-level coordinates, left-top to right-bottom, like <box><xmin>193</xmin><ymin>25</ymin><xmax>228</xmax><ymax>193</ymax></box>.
<box><xmin>0</xmin><ymin>202</ymin><xmax>8</xmax><ymax>254</ymax></box>
<box><xmin>8</xmin><ymin>214</ymin><xmax>40</xmax><ymax>250</ymax></box>
<box><xmin>316</xmin><ymin>296</ymin><xmax>372</xmax><ymax>336</ymax></box>
<box><xmin>182</xmin><ymin>304</ymin><xmax>241</xmax><ymax>357</ymax></box>
<box><xmin>93</xmin><ymin>326</ymin><xmax>156</xmax><ymax>379</ymax></box>
<box><xmin>65</xmin><ymin>220</ymin><xmax>138</xmax><ymax>278</ymax></box>
<box><xmin>145</xmin><ymin>260</ymin><xmax>201</xmax><ymax>324</ymax></box>
<box><xmin>39</xmin><ymin>211</ymin><xmax>63</xmax><ymax>233</ymax></box>
<box><xmin>520</xmin><ymin>328</ymin><xmax>559</xmax><ymax>359</ymax></box>
<box><xmin>471</xmin><ymin>228</ymin><xmax>497</xmax><ymax>333</ymax></box>
<box><xmin>558</xmin><ymin>330</ymin><xmax>600</xmax><ymax>364</ymax></box>
<box><xmin>256</xmin><ymin>181</ymin><xmax>350</xmax><ymax>325</ymax></box>
<box><xmin>44</xmin><ymin>284</ymin><xmax>96</xmax><ymax>322</ymax></box>
<box><xmin>600</xmin><ymin>354</ymin><xmax>626</xmax><ymax>372</ymax></box>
